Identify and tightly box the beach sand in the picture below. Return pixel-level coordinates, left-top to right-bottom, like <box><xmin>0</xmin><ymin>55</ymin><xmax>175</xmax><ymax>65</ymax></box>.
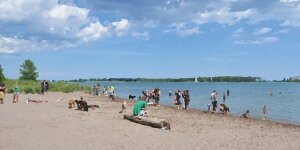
<box><xmin>0</xmin><ymin>92</ymin><xmax>299</xmax><ymax>150</ymax></box>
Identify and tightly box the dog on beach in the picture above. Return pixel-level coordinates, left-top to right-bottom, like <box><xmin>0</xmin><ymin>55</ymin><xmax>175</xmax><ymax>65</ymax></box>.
<box><xmin>69</xmin><ymin>99</ymin><xmax>76</xmax><ymax>108</ymax></box>
<box><xmin>242</xmin><ymin>110</ymin><xmax>250</xmax><ymax>118</ymax></box>
<box><xmin>75</xmin><ymin>100</ymin><xmax>88</xmax><ymax>111</ymax></box>
<box><xmin>220</xmin><ymin>104</ymin><xmax>230</xmax><ymax>115</ymax></box>
<box><xmin>207</xmin><ymin>104</ymin><xmax>211</xmax><ymax>112</ymax></box>
<box><xmin>119</xmin><ymin>101</ymin><xmax>127</xmax><ymax>113</ymax></box>
<box><xmin>128</xmin><ymin>95</ymin><xmax>136</xmax><ymax>99</ymax></box>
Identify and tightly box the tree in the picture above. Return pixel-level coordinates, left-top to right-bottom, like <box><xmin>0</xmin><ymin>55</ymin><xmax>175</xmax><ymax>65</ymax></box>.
<box><xmin>19</xmin><ymin>59</ymin><xmax>39</xmax><ymax>80</ymax></box>
<box><xmin>0</xmin><ymin>65</ymin><xmax>5</xmax><ymax>83</ymax></box>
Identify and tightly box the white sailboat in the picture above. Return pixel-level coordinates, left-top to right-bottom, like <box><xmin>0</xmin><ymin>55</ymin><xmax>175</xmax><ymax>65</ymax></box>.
<box><xmin>195</xmin><ymin>77</ymin><xmax>198</xmax><ymax>83</ymax></box>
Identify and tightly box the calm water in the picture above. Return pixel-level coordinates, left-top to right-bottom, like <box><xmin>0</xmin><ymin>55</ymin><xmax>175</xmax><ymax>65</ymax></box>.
<box><xmin>80</xmin><ymin>82</ymin><xmax>300</xmax><ymax>125</ymax></box>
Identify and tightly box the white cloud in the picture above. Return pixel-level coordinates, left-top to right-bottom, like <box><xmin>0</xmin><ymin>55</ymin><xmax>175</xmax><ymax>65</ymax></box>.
<box><xmin>166</xmin><ymin>23</ymin><xmax>200</xmax><ymax>37</ymax></box>
<box><xmin>0</xmin><ymin>0</ymin><xmax>55</xmax><ymax>22</ymax></box>
<box><xmin>193</xmin><ymin>7</ymin><xmax>258</xmax><ymax>25</ymax></box>
<box><xmin>271</xmin><ymin>1</ymin><xmax>300</xmax><ymax>27</ymax></box>
<box><xmin>43</xmin><ymin>4</ymin><xmax>89</xmax><ymax>22</ymax></box>
<box><xmin>276</xmin><ymin>29</ymin><xmax>290</xmax><ymax>34</ymax></box>
<box><xmin>41</xmin><ymin>4</ymin><xmax>91</xmax><ymax>38</ymax></box>
<box><xmin>0</xmin><ymin>36</ymin><xmax>48</xmax><ymax>54</ymax></box>
<box><xmin>112</xmin><ymin>19</ymin><xmax>130</xmax><ymax>37</ymax></box>
<box><xmin>176</xmin><ymin>26</ymin><xmax>200</xmax><ymax>37</ymax></box>
<box><xmin>76</xmin><ymin>21</ymin><xmax>108</xmax><ymax>42</ymax></box>
<box><xmin>131</xmin><ymin>31</ymin><xmax>149</xmax><ymax>40</ymax></box>
<box><xmin>233</xmin><ymin>27</ymin><xmax>244</xmax><ymax>37</ymax></box>
<box><xmin>280</xmin><ymin>0</ymin><xmax>300</xmax><ymax>3</ymax></box>
<box><xmin>0</xmin><ymin>0</ymin><xmax>133</xmax><ymax>54</ymax></box>
<box><xmin>144</xmin><ymin>20</ymin><xmax>159</xmax><ymax>28</ymax></box>
<box><xmin>234</xmin><ymin>28</ymin><xmax>244</xmax><ymax>34</ymax></box>
<box><xmin>253</xmin><ymin>27</ymin><xmax>272</xmax><ymax>35</ymax></box>
<box><xmin>234</xmin><ymin>37</ymin><xmax>279</xmax><ymax>45</ymax></box>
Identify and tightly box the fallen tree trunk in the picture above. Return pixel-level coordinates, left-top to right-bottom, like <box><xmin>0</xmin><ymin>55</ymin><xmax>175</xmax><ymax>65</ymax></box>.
<box><xmin>124</xmin><ymin>114</ymin><xmax>171</xmax><ymax>130</ymax></box>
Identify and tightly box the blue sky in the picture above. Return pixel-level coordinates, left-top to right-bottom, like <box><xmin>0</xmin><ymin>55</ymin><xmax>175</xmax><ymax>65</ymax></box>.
<box><xmin>0</xmin><ymin>0</ymin><xmax>299</xmax><ymax>80</ymax></box>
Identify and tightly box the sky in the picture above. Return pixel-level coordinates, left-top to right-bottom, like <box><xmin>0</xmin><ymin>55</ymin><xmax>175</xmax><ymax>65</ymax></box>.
<box><xmin>0</xmin><ymin>0</ymin><xmax>299</xmax><ymax>80</ymax></box>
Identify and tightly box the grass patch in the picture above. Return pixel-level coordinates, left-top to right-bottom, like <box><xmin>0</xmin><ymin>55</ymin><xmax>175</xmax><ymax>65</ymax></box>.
<box><xmin>5</xmin><ymin>79</ymin><xmax>90</xmax><ymax>94</ymax></box>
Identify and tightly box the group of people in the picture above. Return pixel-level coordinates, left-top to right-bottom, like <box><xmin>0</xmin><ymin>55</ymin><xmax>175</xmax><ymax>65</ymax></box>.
<box><xmin>92</xmin><ymin>85</ymin><xmax>116</xmax><ymax>103</ymax></box>
<box><xmin>173</xmin><ymin>89</ymin><xmax>190</xmax><ymax>110</ymax></box>
<box><xmin>0</xmin><ymin>81</ymin><xmax>22</xmax><ymax>104</ymax></box>
<box><xmin>210</xmin><ymin>89</ymin><xmax>268</xmax><ymax>120</ymax></box>
<box><xmin>141</xmin><ymin>88</ymin><xmax>161</xmax><ymax>106</ymax></box>
<box><xmin>0</xmin><ymin>80</ymin><xmax>50</xmax><ymax>104</ymax></box>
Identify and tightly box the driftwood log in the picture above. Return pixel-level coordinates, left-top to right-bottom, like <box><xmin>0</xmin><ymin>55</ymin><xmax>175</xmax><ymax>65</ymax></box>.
<box><xmin>124</xmin><ymin>114</ymin><xmax>171</xmax><ymax>130</ymax></box>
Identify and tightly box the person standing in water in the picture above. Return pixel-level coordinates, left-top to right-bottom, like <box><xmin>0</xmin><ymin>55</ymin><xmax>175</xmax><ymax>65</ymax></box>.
<box><xmin>222</xmin><ymin>92</ymin><xmax>226</xmax><ymax>103</ymax></box>
<box><xmin>168</xmin><ymin>90</ymin><xmax>172</xmax><ymax>96</ymax></box>
<box><xmin>262</xmin><ymin>105</ymin><xmax>268</xmax><ymax>120</ymax></box>
<box><xmin>182</xmin><ymin>90</ymin><xmax>190</xmax><ymax>110</ymax></box>
<box><xmin>211</xmin><ymin>90</ymin><xmax>218</xmax><ymax>112</ymax></box>
<box><xmin>227</xmin><ymin>90</ymin><xmax>230</xmax><ymax>97</ymax></box>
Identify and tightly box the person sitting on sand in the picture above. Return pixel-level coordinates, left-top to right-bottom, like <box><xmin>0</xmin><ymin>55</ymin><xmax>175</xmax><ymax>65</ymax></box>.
<box><xmin>133</xmin><ymin>99</ymin><xmax>148</xmax><ymax>117</ymax></box>
<box><xmin>242</xmin><ymin>110</ymin><xmax>250</xmax><ymax>118</ymax></box>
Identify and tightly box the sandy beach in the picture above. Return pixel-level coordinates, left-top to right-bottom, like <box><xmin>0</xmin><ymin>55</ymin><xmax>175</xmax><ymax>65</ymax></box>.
<box><xmin>0</xmin><ymin>92</ymin><xmax>299</xmax><ymax>150</ymax></box>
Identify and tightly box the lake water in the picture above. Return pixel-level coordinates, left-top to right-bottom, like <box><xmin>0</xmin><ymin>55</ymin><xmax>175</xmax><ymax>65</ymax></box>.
<box><xmin>80</xmin><ymin>82</ymin><xmax>300</xmax><ymax>125</ymax></box>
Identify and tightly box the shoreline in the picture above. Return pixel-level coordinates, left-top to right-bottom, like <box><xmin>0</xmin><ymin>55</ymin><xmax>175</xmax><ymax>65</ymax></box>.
<box><xmin>112</xmin><ymin>95</ymin><xmax>300</xmax><ymax>127</ymax></box>
<box><xmin>1</xmin><ymin>91</ymin><xmax>299</xmax><ymax>150</ymax></box>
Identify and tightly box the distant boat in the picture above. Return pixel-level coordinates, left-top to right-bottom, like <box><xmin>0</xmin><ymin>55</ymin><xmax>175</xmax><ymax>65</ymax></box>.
<box><xmin>195</xmin><ymin>77</ymin><xmax>198</xmax><ymax>83</ymax></box>
<box><xmin>210</xmin><ymin>77</ymin><xmax>213</xmax><ymax>83</ymax></box>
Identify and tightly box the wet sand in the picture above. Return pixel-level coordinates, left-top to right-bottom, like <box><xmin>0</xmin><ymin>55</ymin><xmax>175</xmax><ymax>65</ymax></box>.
<box><xmin>0</xmin><ymin>92</ymin><xmax>299</xmax><ymax>150</ymax></box>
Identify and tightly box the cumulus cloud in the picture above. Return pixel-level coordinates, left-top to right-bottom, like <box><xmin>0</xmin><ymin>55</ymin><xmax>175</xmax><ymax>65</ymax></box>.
<box><xmin>76</xmin><ymin>21</ymin><xmax>108</xmax><ymax>42</ymax></box>
<box><xmin>234</xmin><ymin>37</ymin><xmax>279</xmax><ymax>45</ymax></box>
<box><xmin>0</xmin><ymin>0</ymin><xmax>131</xmax><ymax>54</ymax></box>
<box><xmin>0</xmin><ymin>0</ymin><xmax>55</xmax><ymax>22</ymax></box>
<box><xmin>112</xmin><ymin>19</ymin><xmax>130</xmax><ymax>37</ymax></box>
<box><xmin>253</xmin><ymin>27</ymin><xmax>272</xmax><ymax>35</ymax></box>
<box><xmin>43</xmin><ymin>4</ymin><xmax>89</xmax><ymax>22</ymax></box>
<box><xmin>0</xmin><ymin>36</ymin><xmax>49</xmax><ymax>54</ymax></box>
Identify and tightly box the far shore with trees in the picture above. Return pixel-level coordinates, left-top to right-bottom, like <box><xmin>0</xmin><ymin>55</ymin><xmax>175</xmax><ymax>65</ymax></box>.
<box><xmin>1</xmin><ymin>59</ymin><xmax>299</xmax><ymax>95</ymax></box>
<box><xmin>69</xmin><ymin>76</ymin><xmax>300</xmax><ymax>83</ymax></box>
